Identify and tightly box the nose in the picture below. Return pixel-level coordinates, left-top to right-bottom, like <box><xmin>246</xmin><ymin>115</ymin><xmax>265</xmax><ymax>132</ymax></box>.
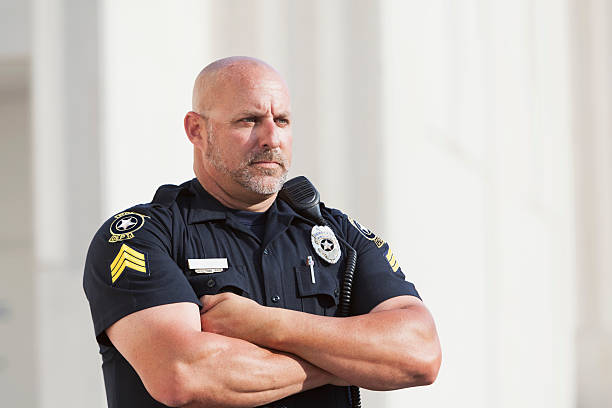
<box><xmin>257</xmin><ymin>117</ymin><xmax>280</xmax><ymax>150</ymax></box>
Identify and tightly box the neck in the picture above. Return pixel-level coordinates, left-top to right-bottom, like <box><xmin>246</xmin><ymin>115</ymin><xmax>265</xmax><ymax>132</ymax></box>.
<box><xmin>194</xmin><ymin>168</ymin><xmax>277</xmax><ymax>213</ymax></box>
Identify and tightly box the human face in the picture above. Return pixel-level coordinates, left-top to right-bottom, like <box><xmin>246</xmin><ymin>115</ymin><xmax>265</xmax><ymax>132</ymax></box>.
<box><xmin>202</xmin><ymin>69</ymin><xmax>292</xmax><ymax>196</ymax></box>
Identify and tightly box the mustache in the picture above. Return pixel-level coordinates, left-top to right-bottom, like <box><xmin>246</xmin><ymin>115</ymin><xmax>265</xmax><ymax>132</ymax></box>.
<box><xmin>247</xmin><ymin>149</ymin><xmax>288</xmax><ymax>169</ymax></box>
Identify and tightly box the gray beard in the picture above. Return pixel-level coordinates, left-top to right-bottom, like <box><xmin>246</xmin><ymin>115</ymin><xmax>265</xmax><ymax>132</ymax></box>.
<box><xmin>206</xmin><ymin>126</ymin><xmax>289</xmax><ymax>195</ymax></box>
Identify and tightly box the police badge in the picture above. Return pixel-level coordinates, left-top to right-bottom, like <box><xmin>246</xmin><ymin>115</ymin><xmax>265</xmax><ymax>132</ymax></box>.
<box><xmin>310</xmin><ymin>225</ymin><xmax>341</xmax><ymax>264</ymax></box>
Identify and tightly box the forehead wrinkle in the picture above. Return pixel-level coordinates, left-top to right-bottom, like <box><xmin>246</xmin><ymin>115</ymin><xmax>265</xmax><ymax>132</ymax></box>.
<box><xmin>225</xmin><ymin>83</ymin><xmax>290</xmax><ymax>119</ymax></box>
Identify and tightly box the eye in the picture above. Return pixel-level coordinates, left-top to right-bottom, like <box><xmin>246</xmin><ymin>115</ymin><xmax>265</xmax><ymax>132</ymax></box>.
<box><xmin>275</xmin><ymin>118</ymin><xmax>290</xmax><ymax>127</ymax></box>
<box><xmin>240</xmin><ymin>117</ymin><xmax>258</xmax><ymax>123</ymax></box>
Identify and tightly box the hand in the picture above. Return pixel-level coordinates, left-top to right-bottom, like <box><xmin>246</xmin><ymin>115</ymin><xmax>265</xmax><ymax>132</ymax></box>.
<box><xmin>200</xmin><ymin>292</ymin><xmax>273</xmax><ymax>345</ymax></box>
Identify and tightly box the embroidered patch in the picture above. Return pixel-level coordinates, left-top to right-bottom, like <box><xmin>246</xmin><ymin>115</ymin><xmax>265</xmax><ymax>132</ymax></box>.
<box><xmin>109</xmin><ymin>212</ymin><xmax>149</xmax><ymax>243</ymax></box>
<box><xmin>347</xmin><ymin>216</ymin><xmax>385</xmax><ymax>248</ymax></box>
<box><xmin>385</xmin><ymin>247</ymin><xmax>400</xmax><ymax>273</ymax></box>
<box><xmin>110</xmin><ymin>244</ymin><xmax>148</xmax><ymax>284</ymax></box>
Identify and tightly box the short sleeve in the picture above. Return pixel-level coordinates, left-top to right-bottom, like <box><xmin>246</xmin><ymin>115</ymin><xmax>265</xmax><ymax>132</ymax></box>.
<box><xmin>330</xmin><ymin>211</ymin><xmax>421</xmax><ymax>315</ymax></box>
<box><xmin>83</xmin><ymin>206</ymin><xmax>201</xmax><ymax>345</ymax></box>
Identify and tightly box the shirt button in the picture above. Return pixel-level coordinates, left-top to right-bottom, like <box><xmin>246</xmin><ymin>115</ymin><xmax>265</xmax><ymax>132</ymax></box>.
<box><xmin>206</xmin><ymin>278</ymin><xmax>216</xmax><ymax>288</ymax></box>
<box><xmin>263</xmin><ymin>248</ymin><xmax>270</xmax><ymax>255</ymax></box>
<box><xmin>271</xmin><ymin>295</ymin><xmax>281</xmax><ymax>303</ymax></box>
<box><xmin>334</xmin><ymin>288</ymin><xmax>339</xmax><ymax>297</ymax></box>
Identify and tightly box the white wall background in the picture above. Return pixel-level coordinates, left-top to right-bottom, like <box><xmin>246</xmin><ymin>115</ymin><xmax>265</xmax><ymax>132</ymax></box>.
<box><xmin>1</xmin><ymin>0</ymin><xmax>610</xmax><ymax>407</ymax></box>
<box><xmin>379</xmin><ymin>1</ymin><xmax>575</xmax><ymax>407</ymax></box>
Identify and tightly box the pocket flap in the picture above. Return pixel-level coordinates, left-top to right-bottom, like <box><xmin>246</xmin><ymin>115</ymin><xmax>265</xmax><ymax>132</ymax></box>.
<box><xmin>188</xmin><ymin>266</ymin><xmax>249</xmax><ymax>297</ymax></box>
<box><xmin>294</xmin><ymin>265</ymin><xmax>338</xmax><ymax>303</ymax></box>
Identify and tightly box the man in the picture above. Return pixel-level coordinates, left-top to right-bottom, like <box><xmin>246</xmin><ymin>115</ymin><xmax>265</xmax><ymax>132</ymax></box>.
<box><xmin>83</xmin><ymin>56</ymin><xmax>441</xmax><ymax>408</ymax></box>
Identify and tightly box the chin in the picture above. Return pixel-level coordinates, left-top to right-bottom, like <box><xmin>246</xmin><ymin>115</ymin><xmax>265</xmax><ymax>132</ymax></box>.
<box><xmin>244</xmin><ymin>176</ymin><xmax>285</xmax><ymax>195</ymax></box>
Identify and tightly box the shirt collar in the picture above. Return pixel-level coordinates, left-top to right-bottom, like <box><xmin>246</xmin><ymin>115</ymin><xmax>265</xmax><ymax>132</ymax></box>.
<box><xmin>185</xmin><ymin>179</ymin><xmax>229</xmax><ymax>223</ymax></box>
<box><xmin>185</xmin><ymin>178</ymin><xmax>312</xmax><ymax>225</ymax></box>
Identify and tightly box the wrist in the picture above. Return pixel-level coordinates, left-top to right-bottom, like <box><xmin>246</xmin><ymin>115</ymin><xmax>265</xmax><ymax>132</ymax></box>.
<box><xmin>258</xmin><ymin>306</ymin><xmax>289</xmax><ymax>349</ymax></box>
<box><xmin>246</xmin><ymin>303</ymin><xmax>281</xmax><ymax>346</ymax></box>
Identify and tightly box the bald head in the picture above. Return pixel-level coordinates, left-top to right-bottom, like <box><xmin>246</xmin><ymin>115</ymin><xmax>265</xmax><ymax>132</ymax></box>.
<box><xmin>184</xmin><ymin>56</ymin><xmax>293</xmax><ymax>210</ymax></box>
<box><xmin>192</xmin><ymin>56</ymin><xmax>286</xmax><ymax>114</ymax></box>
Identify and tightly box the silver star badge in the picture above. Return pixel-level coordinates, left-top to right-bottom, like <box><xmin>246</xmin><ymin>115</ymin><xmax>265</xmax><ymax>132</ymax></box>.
<box><xmin>116</xmin><ymin>216</ymin><xmax>137</xmax><ymax>231</ymax></box>
<box><xmin>311</xmin><ymin>225</ymin><xmax>341</xmax><ymax>264</ymax></box>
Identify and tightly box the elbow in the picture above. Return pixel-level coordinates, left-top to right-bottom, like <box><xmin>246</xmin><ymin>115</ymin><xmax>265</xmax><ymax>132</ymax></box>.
<box><xmin>404</xmin><ymin>340</ymin><xmax>442</xmax><ymax>387</ymax></box>
<box><xmin>387</xmin><ymin>338</ymin><xmax>441</xmax><ymax>389</ymax></box>
<box><xmin>369</xmin><ymin>343</ymin><xmax>441</xmax><ymax>391</ymax></box>
<box><xmin>414</xmin><ymin>349</ymin><xmax>441</xmax><ymax>386</ymax></box>
<box><xmin>146</xmin><ymin>361</ymin><xmax>195</xmax><ymax>407</ymax></box>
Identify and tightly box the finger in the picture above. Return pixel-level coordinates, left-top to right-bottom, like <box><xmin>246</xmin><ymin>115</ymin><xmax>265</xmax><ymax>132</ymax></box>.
<box><xmin>200</xmin><ymin>294</ymin><xmax>223</xmax><ymax>314</ymax></box>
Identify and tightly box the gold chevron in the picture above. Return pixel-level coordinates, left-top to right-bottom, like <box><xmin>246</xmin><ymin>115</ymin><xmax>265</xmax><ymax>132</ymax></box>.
<box><xmin>110</xmin><ymin>244</ymin><xmax>147</xmax><ymax>283</ymax></box>
<box><xmin>386</xmin><ymin>248</ymin><xmax>400</xmax><ymax>272</ymax></box>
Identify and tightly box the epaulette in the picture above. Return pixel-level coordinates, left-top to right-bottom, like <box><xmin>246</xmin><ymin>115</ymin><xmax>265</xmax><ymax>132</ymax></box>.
<box><xmin>151</xmin><ymin>180</ymin><xmax>192</xmax><ymax>207</ymax></box>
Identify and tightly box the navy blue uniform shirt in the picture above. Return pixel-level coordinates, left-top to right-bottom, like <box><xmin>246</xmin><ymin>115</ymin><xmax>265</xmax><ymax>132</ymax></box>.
<box><xmin>83</xmin><ymin>178</ymin><xmax>420</xmax><ymax>408</ymax></box>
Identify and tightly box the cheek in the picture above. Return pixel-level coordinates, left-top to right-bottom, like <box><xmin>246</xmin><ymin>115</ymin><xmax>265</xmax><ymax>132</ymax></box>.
<box><xmin>217</xmin><ymin>129</ymin><xmax>250</xmax><ymax>154</ymax></box>
<box><xmin>225</xmin><ymin>134</ymin><xmax>257</xmax><ymax>166</ymax></box>
<box><xmin>283</xmin><ymin>132</ymin><xmax>293</xmax><ymax>163</ymax></box>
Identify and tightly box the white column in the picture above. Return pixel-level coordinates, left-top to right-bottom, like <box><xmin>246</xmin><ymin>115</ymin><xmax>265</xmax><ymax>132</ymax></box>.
<box><xmin>380</xmin><ymin>0</ymin><xmax>575</xmax><ymax>407</ymax></box>
<box><xmin>101</xmin><ymin>0</ymin><xmax>210</xmax><ymax>214</ymax></box>
<box><xmin>572</xmin><ymin>1</ymin><xmax>612</xmax><ymax>406</ymax></box>
<box><xmin>0</xmin><ymin>0</ymin><xmax>36</xmax><ymax>405</ymax></box>
<box><xmin>32</xmin><ymin>0</ymin><xmax>105</xmax><ymax>406</ymax></box>
<box><xmin>484</xmin><ymin>1</ymin><xmax>575</xmax><ymax>406</ymax></box>
<box><xmin>0</xmin><ymin>59</ymin><xmax>36</xmax><ymax>408</ymax></box>
<box><xmin>380</xmin><ymin>2</ymin><xmax>489</xmax><ymax>406</ymax></box>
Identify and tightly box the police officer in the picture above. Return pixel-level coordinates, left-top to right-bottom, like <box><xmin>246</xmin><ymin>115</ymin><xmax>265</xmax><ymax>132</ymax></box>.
<box><xmin>83</xmin><ymin>57</ymin><xmax>441</xmax><ymax>408</ymax></box>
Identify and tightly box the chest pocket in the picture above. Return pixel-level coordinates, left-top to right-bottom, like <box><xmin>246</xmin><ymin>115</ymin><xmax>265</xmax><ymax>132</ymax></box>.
<box><xmin>294</xmin><ymin>264</ymin><xmax>340</xmax><ymax>316</ymax></box>
<box><xmin>187</xmin><ymin>266</ymin><xmax>251</xmax><ymax>298</ymax></box>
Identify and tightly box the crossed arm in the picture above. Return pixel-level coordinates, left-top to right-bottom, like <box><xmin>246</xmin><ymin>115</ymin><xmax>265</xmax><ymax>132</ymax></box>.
<box><xmin>107</xmin><ymin>295</ymin><xmax>441</xmax><ymax>407</ymax></box>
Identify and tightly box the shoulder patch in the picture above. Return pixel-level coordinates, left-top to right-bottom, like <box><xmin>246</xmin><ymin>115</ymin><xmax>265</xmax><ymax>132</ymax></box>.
<box><xmin>110</xmin><ymin>244</ymin><xmax>148</xmax><ymax>284</ymax></box>
<box><xmin>347</xmin><ymin>215</ymin><xmax>385</xmax><ymax>248</ymax></box>
<box><xmin>109</xmin><ymin>212</ymin><xmax>149</xmax><ymax>243</ymax></box>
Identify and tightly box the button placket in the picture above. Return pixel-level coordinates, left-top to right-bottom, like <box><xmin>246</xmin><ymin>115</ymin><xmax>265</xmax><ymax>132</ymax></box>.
<box><xmin>261</xmin><ymin>243</ymin><xmax>284</xmax><ymax>308</ymax></box>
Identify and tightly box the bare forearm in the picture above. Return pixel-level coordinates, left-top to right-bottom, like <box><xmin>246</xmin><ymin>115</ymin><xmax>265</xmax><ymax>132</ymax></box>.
<box><xmin>265</xmin><ymin>306</ymin><xmax>440</xmax><ymax>390</ymax></box>
<box><xmin>176</xmin><ymin>332</ymin><xmax>333</xmax><ymax>407</ymax></box>
<box><xmin>200</xmin><ymin>294</ymin><xmax>441</xmax><ymax>392</ymax></box>
<box><xmin>107</xmin><ymin>303</ymin><xmax>334</xmax><ymax>408</ymax></box>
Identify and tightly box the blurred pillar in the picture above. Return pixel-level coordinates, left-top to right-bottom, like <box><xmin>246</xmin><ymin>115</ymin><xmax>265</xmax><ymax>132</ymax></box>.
<box><xmin>32</xmin><ymin>0</ymin><xmax>105</xmax><ymax>406</ymax></box>
<box><xmin>0</xmin><ymin>59</ymin><xmax>36</xmax><ymax>408</ymax></box>
<box><xmin>100</xmin><ymin>0</ymin><xmax>209</xmax><ymax>213</ymax></box>
<box><xmin>571</xmin><ymin>0</ymin><xmax>612</xmax><ymax>406</ymax></box>
<box><xmin>381</xmin><ymin>1</ymin><xmax>575</xmax><ymax>407</ymax></box>
<box><xmin>0</xmin><ymin>1</ymin><xmax>35</xmax><ymax>406</ymax></box>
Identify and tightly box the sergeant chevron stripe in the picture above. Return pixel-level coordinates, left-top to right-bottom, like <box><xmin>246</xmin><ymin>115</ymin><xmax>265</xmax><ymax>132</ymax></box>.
<box><xmin>110</xmin><ymin>244</ymin><xmax>147</xmax><ymax>283</ymax></box>
<box><xmin>385</xmin><ymin>248</ymin><xmax>400</xmax><ymax>273</ymax></box>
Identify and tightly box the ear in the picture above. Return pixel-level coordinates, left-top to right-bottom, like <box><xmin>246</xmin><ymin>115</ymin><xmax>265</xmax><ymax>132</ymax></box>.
<box><xmin>184</xmin><ymin>111</ymin><xmax>206</xmax><ymax>148</ymax></box>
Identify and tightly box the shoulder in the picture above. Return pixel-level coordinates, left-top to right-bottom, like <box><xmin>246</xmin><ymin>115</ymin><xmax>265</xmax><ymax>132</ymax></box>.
<box><xmin>90</xmin><ymin>203</ymin><xmax>172</xmax><ymax>251</ymax></box>
<box><xmin>151</xmin><ymin>180</ymin><xmax>194</xmax><ymax>207</ymax></box>
<box><xmin>83</xmin><ymin>181</ymin><xmax>203</xmax><ymax>343</ymax></box>
<box><xmin>320</xmin><ymin>204</ymin><xmax>347</xmax><ymax>229</ymax></box>
<box><xmin>321</xmin><ymin>204</ymin><xmax>386</xmax><ymax>248</ymax></box>
<box><xmin>86</xmin><ymin>180</ymin><xmax>195</xmax><ymax>262</ymax></box>
<box><xmin>100</xmin><ymin>179</ymin><xmax>195</xmax><ymax>239</ymax></box>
